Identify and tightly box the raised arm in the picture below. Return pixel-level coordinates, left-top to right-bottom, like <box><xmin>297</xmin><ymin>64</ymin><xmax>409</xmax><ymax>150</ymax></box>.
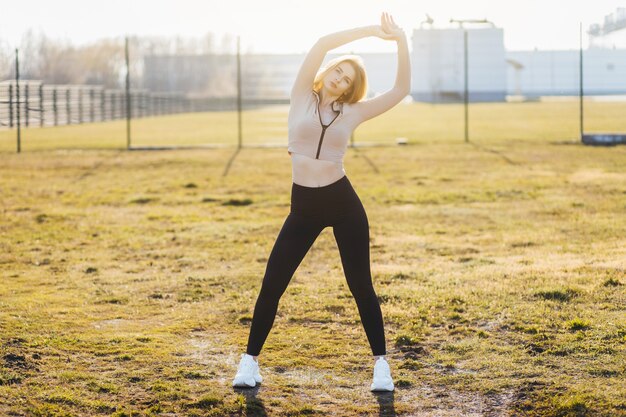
<box><xmin>290</xmin><ymin>25</ymin><xmax>388</xmax><ymax>99</ymax></box>
<box><xmin>352</xmin><ymin>15</ymin><xmax>411</xmax><ymax>123</ymax></box>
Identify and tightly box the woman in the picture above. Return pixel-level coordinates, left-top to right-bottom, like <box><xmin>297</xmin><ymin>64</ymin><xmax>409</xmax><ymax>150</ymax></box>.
<box><xmin>233</xmin><ymin>12</ymin><xmax>410</xmax><ymax>392</ymax></box>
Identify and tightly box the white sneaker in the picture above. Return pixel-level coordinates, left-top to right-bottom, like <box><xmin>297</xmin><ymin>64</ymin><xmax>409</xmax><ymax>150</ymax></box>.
<box><xmin>232</xmin><ymin>353</ymin><xmax>263</xmax><ymax>388</ymax></box>
<box><xmin>370</xmin><ymin>357</ymin><xmax>394</xmax><ymax>392</ymax></box>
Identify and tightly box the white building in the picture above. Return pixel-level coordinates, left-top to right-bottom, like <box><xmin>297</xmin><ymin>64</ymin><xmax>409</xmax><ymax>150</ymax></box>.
<box><xmin>411</xmin><ymin>22</ymin><xmax>626</xmax><ymax>100</ymax></box>
<box><xmin>503</xmin><ymin>8</ymin><xmax>626</xmax><ymax>97</ymax></box>
<box><xmin>506</xmin><ymin>49</ymin><xmax>626</xmax><ymax>97</ymax></box>
<box><xmin>411</xmin><ymin>26</ymin><xmax>507</xmax><ymax>102</ymax></box>
<box><xmin>589</xmin><ymin>8</ymin><xmax>626</xmax><ymax>49</ymax></box>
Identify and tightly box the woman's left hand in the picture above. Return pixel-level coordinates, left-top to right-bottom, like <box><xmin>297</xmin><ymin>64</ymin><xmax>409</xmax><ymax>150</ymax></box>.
<box><xmin>380</xmin><ymin>12</ymin><xmax>405</xmax><ymax>41</ymax></box>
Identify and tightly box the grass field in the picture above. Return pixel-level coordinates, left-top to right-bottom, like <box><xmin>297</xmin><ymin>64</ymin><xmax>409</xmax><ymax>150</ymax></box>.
<box><xmin>0</xmin><ymin>107</ymin><xmax>625</xmax><ymax>416</ymax></box>
<box><xmin>1</xmin><ymin>100</ymin><xmax>626</xmax><ymax>151</ymax></box>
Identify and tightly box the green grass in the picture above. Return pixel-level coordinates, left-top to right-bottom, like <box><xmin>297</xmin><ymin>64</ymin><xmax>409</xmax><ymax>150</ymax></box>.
<box><xmin>1</xmin><ymin>99</ymin><xmax>626</xmax><ymax>151</ymax></box>
<box><xmin>0</xmin><ymin>109</ymin><xmax>625</xmax><ymax>415</ymax></box>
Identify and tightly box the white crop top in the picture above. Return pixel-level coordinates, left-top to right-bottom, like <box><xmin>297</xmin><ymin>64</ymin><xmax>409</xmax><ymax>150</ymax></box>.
<box><xmin>288</xmin><ymin>90</ymin><xmax>362</xmax><ymax>163</ymax></box>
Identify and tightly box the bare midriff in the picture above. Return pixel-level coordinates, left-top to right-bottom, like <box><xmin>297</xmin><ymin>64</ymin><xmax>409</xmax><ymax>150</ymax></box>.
<box><xmin>289</xmin><ymin>151</ymin><xmax>346</xmax><ymax>188</ymax></box>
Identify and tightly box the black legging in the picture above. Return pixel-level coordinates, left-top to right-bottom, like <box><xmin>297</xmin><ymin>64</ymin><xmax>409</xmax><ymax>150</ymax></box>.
<box><xmin>246</xmin><ymin>175</ymin><xmax>386</xmax><ymax>356</ymax></box>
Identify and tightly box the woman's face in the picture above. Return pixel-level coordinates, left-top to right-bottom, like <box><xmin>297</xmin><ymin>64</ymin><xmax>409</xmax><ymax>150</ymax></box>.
<box><xmin>323</xmin><ymin>62</ymin><xmax>356</xmax><ymax>98</ymax></box>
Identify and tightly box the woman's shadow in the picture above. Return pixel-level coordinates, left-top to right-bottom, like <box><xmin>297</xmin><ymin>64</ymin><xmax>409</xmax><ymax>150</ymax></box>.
<box><xmin>233</xmin><ymin>385</ymin><xmax>268</xmax><ymax>416</ymax></box>
<box><xmin>233</xmin><ymin>386</ymin><xmax>396</xmax><ymax>416</ymax></box>
<box><xmin>373</xmin><ymin>391</ymin><xmax>396</xmax><ymax>416</ymax></box>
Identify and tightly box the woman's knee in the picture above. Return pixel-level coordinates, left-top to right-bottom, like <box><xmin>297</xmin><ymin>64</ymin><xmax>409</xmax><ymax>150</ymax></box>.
<box><xmin>258</xmin><ymin>278</ymin><xmax>289</xmax><ymax>302</ymax></box>
<box><xmin>346</xmin><ymin>279</ymin><xmax>377</xmax><ymax>300</ymax></box>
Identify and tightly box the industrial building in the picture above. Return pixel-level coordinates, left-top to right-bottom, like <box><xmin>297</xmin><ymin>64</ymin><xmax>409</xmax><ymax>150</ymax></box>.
<box><xmin>589</xmin><ymin>7</ymin><xmax>626</xmax><ymax>49</ymax></box>
<box><xmin>506</xmin><ymin>49</ymin><xmax>626</xmax><ymax>97</ymax></box>
<box><xmin>142</xmin><ymin>9</ymin><xmax>626</xmax><ymax>102</ymax></box>
<box><xmin>411</xmin><ymin>25</ymin><xmax>506</xmax><ymax>102</ymax></box>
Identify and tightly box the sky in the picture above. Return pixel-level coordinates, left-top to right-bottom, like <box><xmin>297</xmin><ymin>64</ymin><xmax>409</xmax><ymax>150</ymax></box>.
<box><xmin>2</xmin><ymin>0</ymin><xmax>625</xmax><ymax>53</ymax></box>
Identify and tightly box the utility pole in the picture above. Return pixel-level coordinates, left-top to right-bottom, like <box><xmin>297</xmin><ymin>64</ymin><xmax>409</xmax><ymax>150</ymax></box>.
<box><xmin>125</xmin><ymin>37</ymin><xmax>131</xmax><ymax>149</ymax></box>
<box><xmin>15</xmin><ymin>49</ymin><xmax>21</xmax><ymax>153</ymax></box>
<box><xmin>579</xmin><ymin>22</ymin><xmax>584</xmax><ymax>140</ymax></box>
<box><xmin>449</xmin><ymin>18</ymin><xmax>495</xmax><ymax>143</ymax></box>
<box><xmin>237</xmin><ymin>36</ymin><xmax>243</xmax><ymax>149</ymax></box>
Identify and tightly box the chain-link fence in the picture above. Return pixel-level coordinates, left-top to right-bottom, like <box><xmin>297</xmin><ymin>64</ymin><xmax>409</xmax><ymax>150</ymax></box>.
<box><xmin>1</xmin><ymin>26</ymin><xmax>625</xmax><ymax>153</ymax></box>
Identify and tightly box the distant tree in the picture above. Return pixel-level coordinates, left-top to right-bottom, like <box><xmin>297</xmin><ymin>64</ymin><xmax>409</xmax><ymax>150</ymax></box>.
<box><xmin>220</xmin><ymin>33</ymin><xmax>236</xmax><ymax>54</ymax></box>
<box><xmin>203</xmin><ymin>33</ymin><xmax>216</xmax><ymax>54</ymax></box>
<box><xmin>17</xmin><ymin>29</ymin><xmax>46</xmax><ymax>80</ymax></box>
<box><xmin>0</xmin><ymin>41</ymin><xmax>12</xmax><ymax>80</ymax></box>
<box><xmin>0</xmin><ymin>31</ymin><xmax>220</xmax><ymax>88</ymax></box>
<box><xmin>80</xmin><ymin>39</ymin><xmax>126</xmax><ymax>87</ymax></box>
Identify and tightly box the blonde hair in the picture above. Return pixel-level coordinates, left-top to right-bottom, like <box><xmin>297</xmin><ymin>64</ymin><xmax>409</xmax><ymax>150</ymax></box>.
<box><xmin>313</xmin><ymin>55</ymin><xmax>368</xmax><ymax>104</ymax></box>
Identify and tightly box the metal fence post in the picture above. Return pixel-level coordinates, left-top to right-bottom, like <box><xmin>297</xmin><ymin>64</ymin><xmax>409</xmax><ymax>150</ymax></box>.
<box><xmin>24</xmin><ymin>83</ymin><xmax>29</xmax><ymax>128</ymax></box>
<box><xmin>90</xmin><ymin>89</ymin><xmax>95</xmax><ymax>123</ymax></box>
<box><xmin>125</xmin><ymin>36</ymin><xmax>131</xmax><ymax>149</ymax></box>
<box><xmin>119</xmin><ymin>91</ymin><xmax>124</xmax><ymax>120</ymax></box>
<box><xmin>66</xmin><ymin>88</ymin><xmax>71</xmax><ymax>124</ymax></box>
<box><xmin>579</xmin><ymin>22</ymin><xmax>584</xmax><ymax>139</ymax></box>
<box><xmin>78</xmin><ymin>88</ymin><xmax>83</xmax><ymax>124</ymax></box>
<box><xmin>53</xmin><ymin>88</ymin><xmax>58</xmax><ymax>126</ymax></box>
<box><xmin>464</xmin><ymin>29</ymin><xmax>469</xmax><ymax>143</ymax></box>
<box><xmin>111</xmin><ymin>91</ymin><xmax>116</xmax><ymax>120</ymax></box>
<box><xmin>8</xmin><ymin>84</ymin><xmax>13</xmax><ymax>128</ymax></box>
<box><xmin>101</xmin><ymin>89</ymin><xmax>105</xmax><ymax>122</ymax></box>
<box><xmin>15</xmin><ymin>49</ymin><xmax>21</xmax><ymax>153</ymax></box>
<box><xmin>237</xmin><ymin>35</ymin><xmax>242</xmax><ymax>149</ymax></box>
<box><xmin>39</xmin><ymin>84</ymin><xmax>44</xmax><ymax>127</ymax></box>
